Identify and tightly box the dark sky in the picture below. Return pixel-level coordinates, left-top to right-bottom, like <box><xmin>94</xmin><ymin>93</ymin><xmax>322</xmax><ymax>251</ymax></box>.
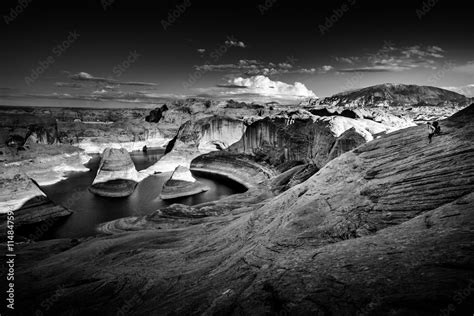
<box><xmin>1</xmin><ymin>0</ymin><xmax>473</xmax><ymax>106</ymax></box>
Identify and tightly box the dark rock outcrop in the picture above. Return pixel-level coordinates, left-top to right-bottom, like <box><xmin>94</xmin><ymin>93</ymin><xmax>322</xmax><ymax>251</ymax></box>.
<box><xmin>0</xmin><ymin>114</ymin><xmax>59</xmax><ymax>147</ymax></box>
<box><xmin>145</xmin><ymin>104</ymin><xmax>169</xmax><ymax>123</ymax></box>
<box><xmin>89</xmin><ymin>148</ymin><xmax>140</xmax><ymax>197</ymax></box>
<box><xmin>160</xmin><ymin>166</ymin><xmax>209</xmax><ymax>200</ymax></box>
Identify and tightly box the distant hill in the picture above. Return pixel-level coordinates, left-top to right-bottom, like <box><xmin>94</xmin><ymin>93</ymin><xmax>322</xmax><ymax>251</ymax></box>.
<box><xmin>308</xmin><ymin>83</ymin><xmax>472</xmax><ymax>108</ymax></box>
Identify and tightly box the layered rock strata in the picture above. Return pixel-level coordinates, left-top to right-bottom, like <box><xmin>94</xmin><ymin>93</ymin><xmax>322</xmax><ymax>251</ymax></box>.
<box><xmin>89</xmin><ymin>148</ymin><xmax>141</xmax><ymax>197</ymax></box>
<box><xmin>160</xmin><ymin>166</ymin><xmax>209</xmax><ymax>200</ymax></box>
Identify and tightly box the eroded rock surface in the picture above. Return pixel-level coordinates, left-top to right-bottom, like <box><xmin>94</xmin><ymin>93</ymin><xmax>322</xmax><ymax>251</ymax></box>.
<box><xmin>14</xmin><ymin>105</ymin><xmax>474</xmax><ymax>315</ymax></box>
<box><xmin>160</xmin><ymin>166</ymin><xmax>209</xmax><ymax>200</ymax></box>
<box><xmin>89</xmin><ymin>148</ymin><xmax>140</xmax><ymax>197</ymax></box>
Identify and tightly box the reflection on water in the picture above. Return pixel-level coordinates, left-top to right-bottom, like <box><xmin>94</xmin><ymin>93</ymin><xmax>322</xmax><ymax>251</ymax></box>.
<box><xmin>41</xmin><ymin>149</ymin><xmax>245</xmax><ymax>239</ymax></box>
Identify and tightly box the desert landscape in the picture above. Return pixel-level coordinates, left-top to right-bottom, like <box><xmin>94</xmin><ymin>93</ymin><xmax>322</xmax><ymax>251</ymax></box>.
<box><xmin>1</xmin><ymin>1</ymin><xmax>474</xmax><ymax>315</ymax></box>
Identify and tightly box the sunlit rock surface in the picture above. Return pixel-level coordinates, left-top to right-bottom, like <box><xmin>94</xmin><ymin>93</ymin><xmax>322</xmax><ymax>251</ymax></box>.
<box><xmin>89</xmin><ymin>148</ymin><xmax>140</xmax><ymax>197</ymax></box>
<box><xmin>191</xmin><ymin>151</ymin><xmax>276</xmax><ymax>189</ymax></box>
<box><xmin>142</xmin><ymin>116</ymin><xmax>246</xmax><ymax>174</ymax></box>
<box><xmin>160</xmin><ymin>166</ymin><xmax>209</xmax><ymax>200</ymax></box>
<box><xmin>15</xmin><ymin>105</ymin><xmax>474</xmax><ymax>315</ymax></box>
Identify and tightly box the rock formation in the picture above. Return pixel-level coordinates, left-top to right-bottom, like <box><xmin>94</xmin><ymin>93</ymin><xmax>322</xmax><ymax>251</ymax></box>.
<box><xmin>191</xmin><ymin>151</ymin><xmax>276</xmax><ymax>189</ymax></box>
<box><xmin>145</xmin><ymin>104</ymin><xmax>169</xmax><ymax>123</ymax></box>
<box><xmin>229</xmin><ymin>114</ymin><xmax>389</xmax><ymax>168</ymax></box>
<box><xmin>317</xmin><ymin>83</ymin><xmax>472</xmax><ymax>108</ymax></box>
<box><xmin>142</xmin><ymin>116</ymin><xmax>247</xmax><ymax>174</ymax></box>
<box><xmin>89</xmin><ymin>148</ymin><xmax>141</xmax><ymax>197</ymax></box>
<box><xmin>327</xmin><ymin>127</ymin><xmax>368</xmax><ymax>161</ymax></box>
<box><xmin>160</xmin><ymin>166</ymin><xmax>209</xmax><ymax>200</ymax></box>
<box><xmin>14</xmin><ymin>104</ymin><xmax>474</xmax><ymax>315</ymax></box>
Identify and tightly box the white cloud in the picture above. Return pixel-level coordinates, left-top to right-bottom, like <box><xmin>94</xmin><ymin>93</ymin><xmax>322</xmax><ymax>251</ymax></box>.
<box><xmin>452</xmin><ymin>61</ymin><xmax>474</xmax><ymax>74</ymax></box>
<box><xmin>335</xmin><ymin>43</ymin><xmax>446</xmax><ymax>73</ymax></box>
<box><xmin>320</xmin><ymin>65</ymin><xmax>334</xmax><ymax>73</ymax></box>
<box><xmin>227</xmin><ymin>75</ymin><xmax>316</xmax><ymax>99</ymax></box>
<box><xmin>225</xmin><ymin>39</ymin><xmax>246</xmax><ymax>48</ymax></box>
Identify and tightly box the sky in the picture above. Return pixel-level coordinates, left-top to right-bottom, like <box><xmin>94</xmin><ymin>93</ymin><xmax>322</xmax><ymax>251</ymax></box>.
<box><xmin>0</xmin><ymin>0</ymin><xmax>473</xmax><ymax>107</ymax></box>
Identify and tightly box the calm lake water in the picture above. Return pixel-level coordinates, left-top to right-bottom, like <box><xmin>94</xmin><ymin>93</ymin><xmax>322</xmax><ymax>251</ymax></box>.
<box><xmin>40</xmin><ymin>149</ymin><xmax>245</xmax><ymax>239</ymax></box>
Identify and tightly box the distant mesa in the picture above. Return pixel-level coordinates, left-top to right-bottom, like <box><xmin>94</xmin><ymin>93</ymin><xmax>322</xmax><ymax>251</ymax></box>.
<box><xmin>160</xmin><ymin>165</ymin><xmax>209</xmax><ymax>200</ymax></box>
<box><xmin>315</xmin><ymin>83</ymin><xmax>472</xmax><ymax>108</ymax></box>
<box><xmin>89</xmin><ymin>148</ymin><xmax>140</xmax><ymax>198</ymax></box>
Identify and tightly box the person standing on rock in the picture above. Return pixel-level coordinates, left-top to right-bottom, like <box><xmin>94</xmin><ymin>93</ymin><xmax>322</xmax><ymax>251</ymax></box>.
<box><xmin>427</xmin><ymin>121</ymin><xmax>441</xmax><ymax>143</ymax></box>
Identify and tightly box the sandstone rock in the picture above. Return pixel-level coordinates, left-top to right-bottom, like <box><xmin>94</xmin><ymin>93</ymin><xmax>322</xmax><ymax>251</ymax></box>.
<box><xmin>327</xmin><ymin>127</ymin><xmax>368</xmax><ymax>161</ymax></box>
<box><xmin>142</xmin><ymin>116</ymin><xmax>246</xmax><ymax>174</ymax></box>
<box><xmin>0</xmin><ymin>173</ymin><xmax>47</xmax><ymax>213</ymax></box>
<box><xmin>229</xmin><ymin>115</ymin><xmax>388</xmax><ymax>168</ymax></box>
<box><xmin>160</xmin><ymin>166</ymin><xmax>209</xmax><ymax>200</ymax></box>
<box><xmin>14</xmin><ymin>105</ymin><xmax>474</xmax><ymax>315</ymax></box>
<box><xmin>191</xmin><ymin>151</ymin><xmax>276</xmax><ymax>189</ymax></box>
<box><xmin>89</xmin><ymin>148</ymin><xmax>140</xmax><ymax>197</ymax></box>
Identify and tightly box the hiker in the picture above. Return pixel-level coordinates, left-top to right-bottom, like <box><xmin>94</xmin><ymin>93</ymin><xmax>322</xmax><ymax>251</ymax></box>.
<box><xmin>427</xmin><ymin>121</ymin><xmax>441</xmax><ymax>143</ymax></box>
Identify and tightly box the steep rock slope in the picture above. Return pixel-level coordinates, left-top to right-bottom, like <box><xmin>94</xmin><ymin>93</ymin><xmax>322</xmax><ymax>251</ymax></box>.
<box><xmin>15</xmin><ymin>105</ymin><xmax>474</xmax><ymax>315</ymax></box>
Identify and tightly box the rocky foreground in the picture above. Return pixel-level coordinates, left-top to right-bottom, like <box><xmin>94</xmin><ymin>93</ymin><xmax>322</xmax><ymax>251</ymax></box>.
<box><xmin>12</xmin><ymin>105</ymin><xmax>474</xmax><ymax>315</ymax></box>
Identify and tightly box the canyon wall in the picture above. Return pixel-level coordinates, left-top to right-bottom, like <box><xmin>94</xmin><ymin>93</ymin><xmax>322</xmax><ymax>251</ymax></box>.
<box><xmin>229</xmin><ymin>114</ymin><xmax>391</xmax><ymax>168</ymax></box>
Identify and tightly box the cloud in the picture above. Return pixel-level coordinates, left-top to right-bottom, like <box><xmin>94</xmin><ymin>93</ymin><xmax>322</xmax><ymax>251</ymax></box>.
<box><xmin>199</xmin><ymin>75</ymin><xmax>316</xmax><ymax>101</ymax></box>
<box><xmin>334</xmin><ymin>43</ymin><xmax>446</xmax><ymax>73</ymax></box>
<box><xmin>55</xmin><ymin>82</ymin><xmax>85</xmax><ymax>89</ymax></box>
<box><xmin>216</xmin><ymin>84</ymin><xmax>248</xmax><ymax>89</ymax></box>
<box><xmin>69</xmin><ymin>72</ymin><xmax>158</xmax><ymax>86</ymax></box>
<box><xmin>194</xmin><ymin>59</ymin><xmax>328</xmax><ymax>76</ymax></box>
<box><xmin>335</xmin><ymin>56</ymin><xmax>360</xmax><ymax>64</ymax></box>
<box><xmin>452</xmin><ymin>61</ymin><xmax>474</xmax><ymax>74</ymax></box>
<box><xmin>320</xmin><ymin>65</ymin><xmax>334</xmax><ymax>73</ymax></box>
<box><xmin>225</xmin><ymin>39</ymin><xmax>246</xmax><ymax>48</ymax></box>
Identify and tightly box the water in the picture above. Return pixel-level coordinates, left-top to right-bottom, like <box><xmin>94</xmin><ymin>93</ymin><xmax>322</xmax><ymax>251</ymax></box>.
<box><xmin>40</xmin><ymin>149</ymin><xmax>245</xmax><ymax>239</ymax></box>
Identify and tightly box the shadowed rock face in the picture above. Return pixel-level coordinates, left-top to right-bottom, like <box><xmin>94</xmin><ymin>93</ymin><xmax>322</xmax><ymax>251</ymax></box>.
<box><xmin>0</xmin><ymin>114</ymin><xmax>59</xmax><ymax>147</ymax></box>
<box><xmin>89</xmin><ymin>148</ymin><xmax>140</xmax><ymax>197</ymax></box>
<box><xmin>229</xmin><ymin>115</ymin><xmax>386</xmax><ymax>168</ymax></box>
<box><xmin>145</xmin><ymin>104</ymin><xmax>169</xmax><ymax>123</ymax></box>
<box><xmin>160</xmin><ymin>166</ymin><xmax>209</xmax><ymax>200</ymax></box>
<box><xmin>15</xmin><ymin>105</ymin><xmax>474</xmax><ymax>315</ymax></box>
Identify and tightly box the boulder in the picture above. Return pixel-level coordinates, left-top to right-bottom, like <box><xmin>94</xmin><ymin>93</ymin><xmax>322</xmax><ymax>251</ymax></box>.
<box><xmin>160</xmin><ymin>166</ymin><xmax>209</xmax><ymax>200</ymax></box>
<box><xmin>89</xmin><ymin>148</ymin><xmax>140</xmax><ymax>197</ymax></box>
